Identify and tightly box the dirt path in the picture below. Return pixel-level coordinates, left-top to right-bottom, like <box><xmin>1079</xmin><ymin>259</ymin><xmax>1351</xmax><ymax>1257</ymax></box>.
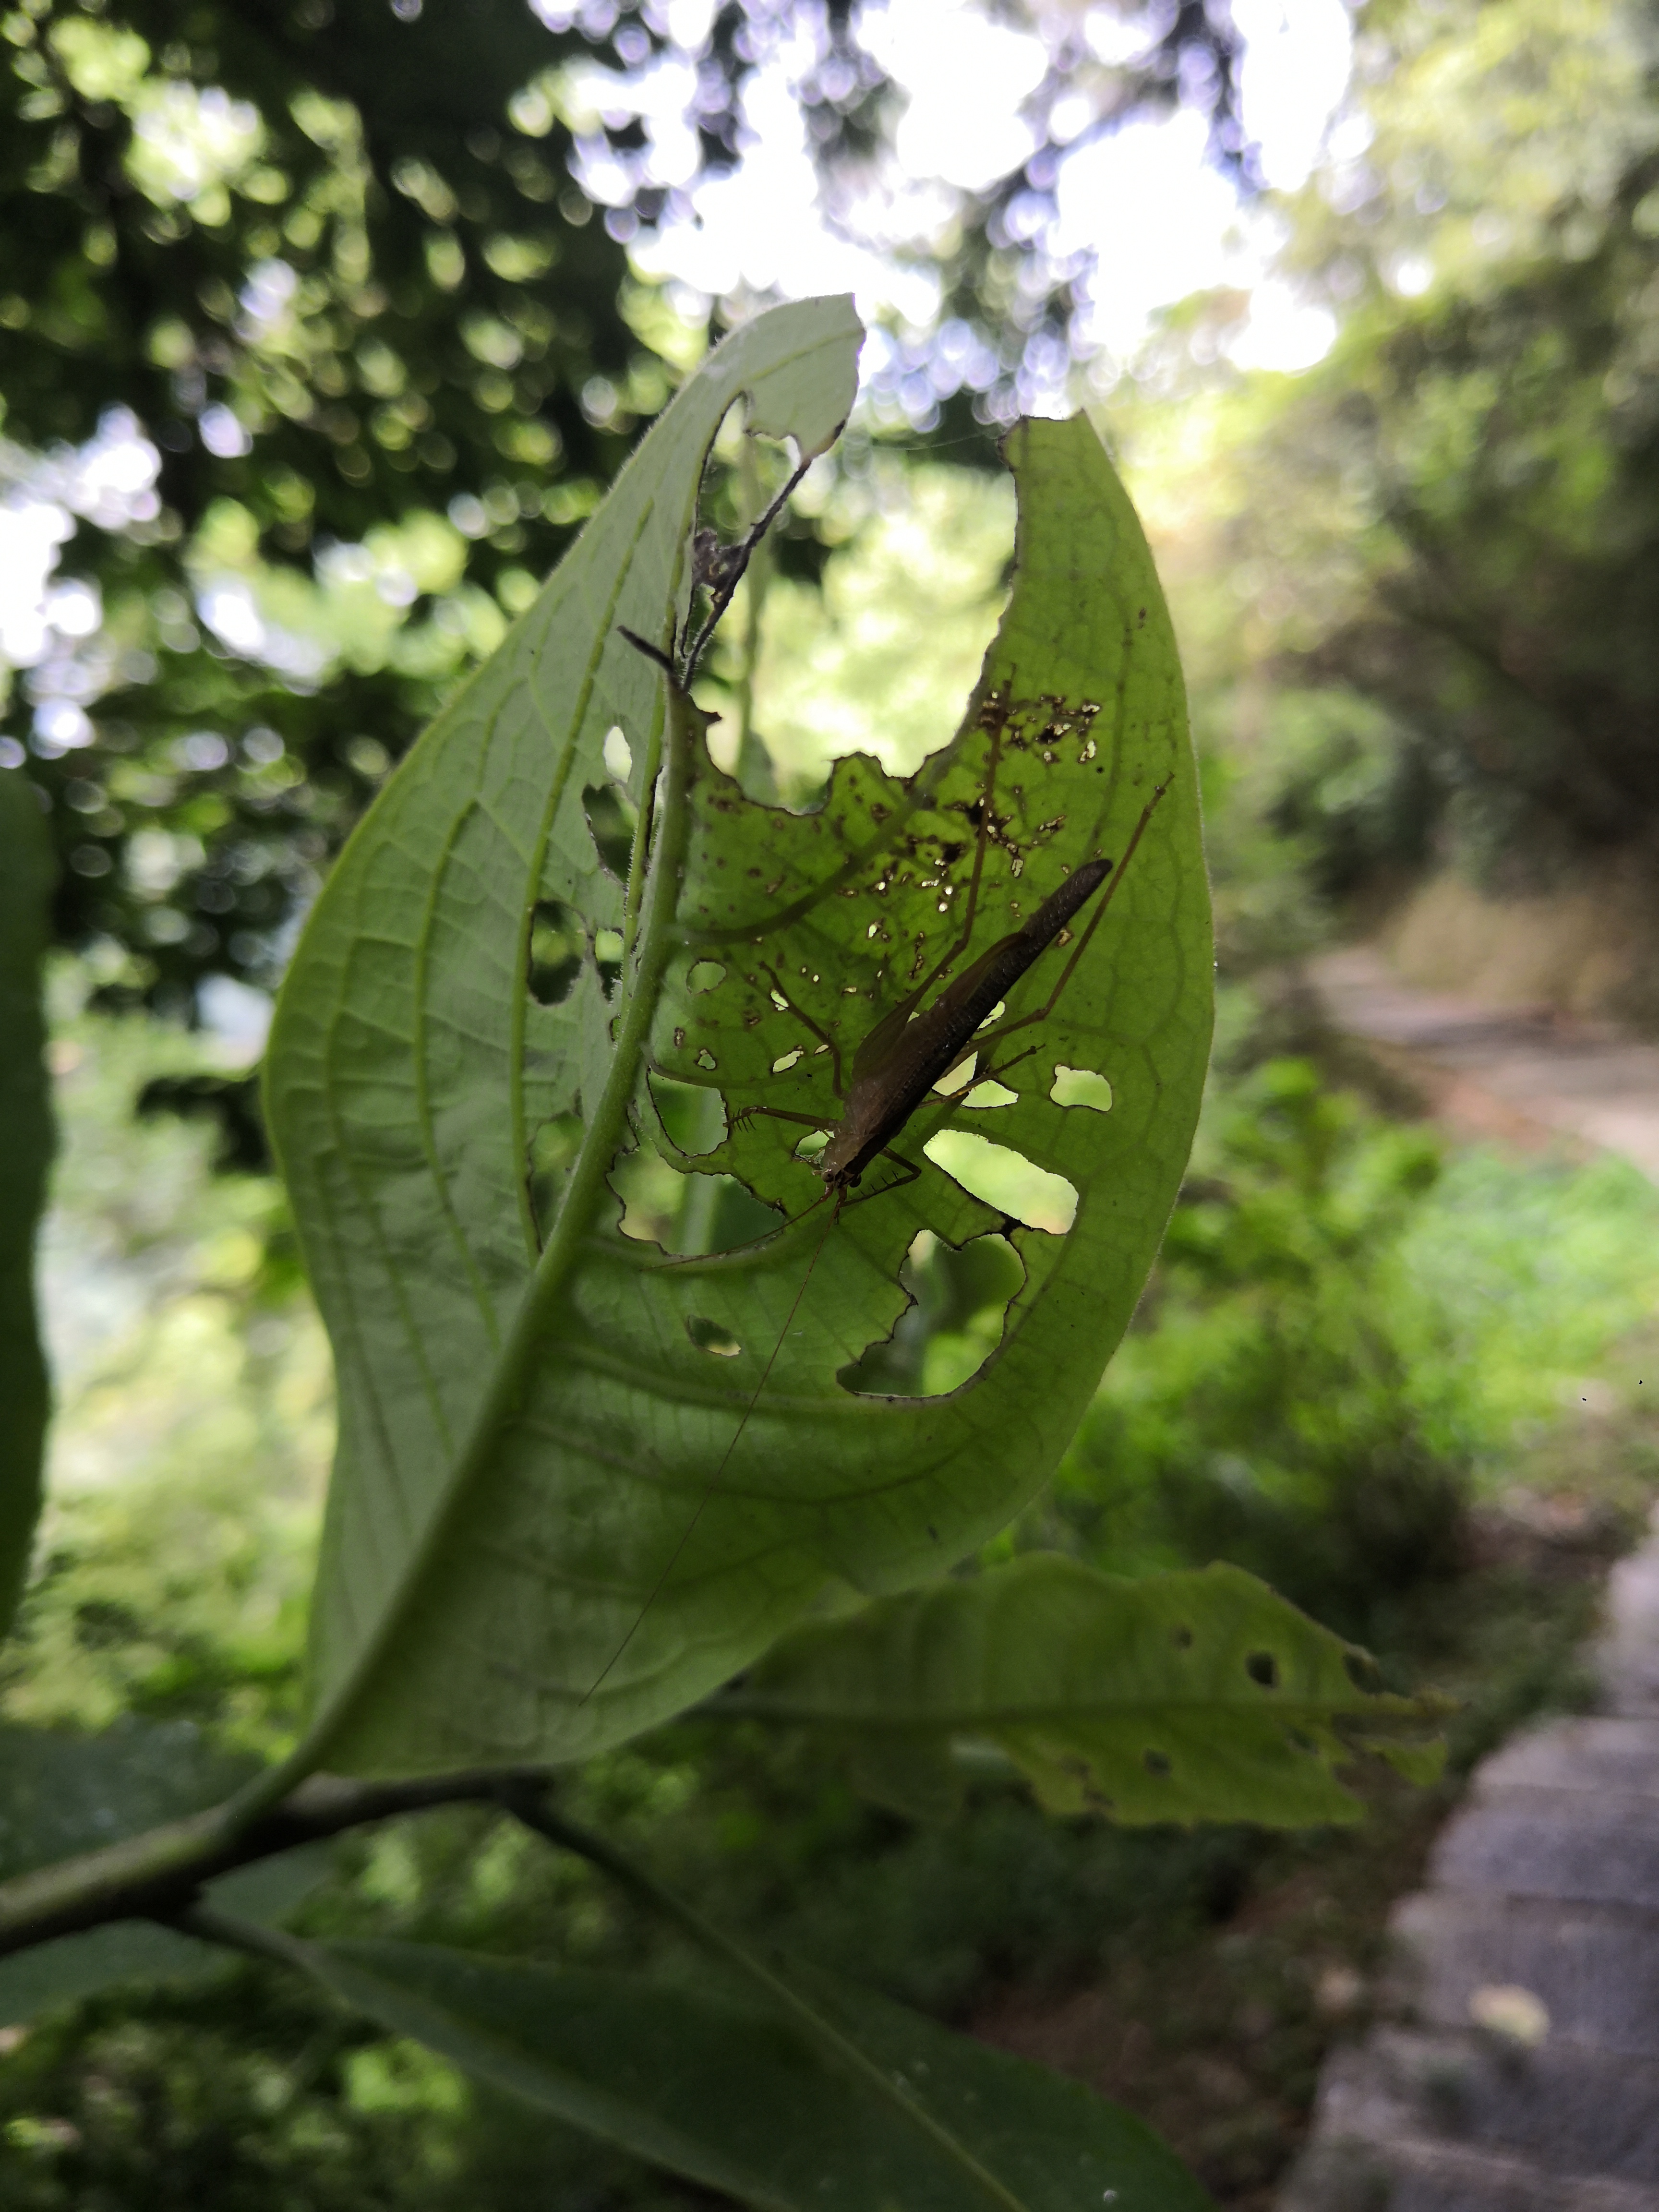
<box><xmin>1310</xmin><ymin>946</ymin><xmax>1659</xmax><ymax>1182</ymax></box>
<box><xmin>1281</xmin><ymin>953</ymin><xmax>1659</xmax><ymax>2210</ymax></box>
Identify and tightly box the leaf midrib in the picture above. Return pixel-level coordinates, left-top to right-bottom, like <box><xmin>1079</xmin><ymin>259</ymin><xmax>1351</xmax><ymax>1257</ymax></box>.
<box><xmin>295</xmin><ymin>646</ymin><xmax>699</xmax><ymax>1775</ymax></box>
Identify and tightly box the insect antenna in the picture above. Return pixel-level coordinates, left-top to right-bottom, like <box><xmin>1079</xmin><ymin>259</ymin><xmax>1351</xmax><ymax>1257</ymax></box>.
<box><xmin>681</xmin><ymin>442</ymin><xmax>821</xmax><ymax>684</ymax></box>
<box><xmin>578</xmin><ymin>1190</ymin><xmax>840</xmax><ymax>1710</ymax></box>
<box><xmin>617</xmin><ymin>623</ymin><xmax>677</xmax><ymax>677</ymax></box>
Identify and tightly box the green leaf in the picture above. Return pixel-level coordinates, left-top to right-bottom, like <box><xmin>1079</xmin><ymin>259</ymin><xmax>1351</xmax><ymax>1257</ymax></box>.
<box><xmin>301</xmin><ymin>1940</ymin><xmax>1213</xmax><ymax>2212</ymax></box>
<box><xmin>0</xmin><ymin>769</ymin><xmax>53</xmax><ymax>1644</ymax></box>
<box><xmin>0</xmin><ymin>1721</ymin><xmax>325</xmax><ymax>2023</ymax></box>
<box><xmin>734</xmin><ymin>1556</ymin><xmax>1446</xmax><ymax>1827</ymax></box>
<box><xmin>268</xmin><ymin>293</ymin><xmax>1212</xmax><ymax>1777</ymax></box>
<box><xmin>0</xmin><ymin>1919</ymin><xmax>221</xmax><ymax>2027</ymax></box>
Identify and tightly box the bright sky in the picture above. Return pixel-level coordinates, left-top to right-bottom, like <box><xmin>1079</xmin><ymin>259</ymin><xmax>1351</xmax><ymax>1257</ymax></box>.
<box><xmin>635</xmin><ymin>0</ymin><xmax>1354</xmax><ymax>376</ymax></box>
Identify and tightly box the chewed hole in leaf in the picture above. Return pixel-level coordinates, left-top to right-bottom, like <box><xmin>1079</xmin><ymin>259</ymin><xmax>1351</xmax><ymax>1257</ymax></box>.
<box><xmin>842</xmin><ymin>1229</ymin><xmax>1024</xmax><ymax>1399</ymax></box>
<box><xmin>1143</xmin><ymin>1749</ymin><xmax>1172</xmax><ymax>1778</ymax></box>
<box><xmin>686</xmin><ymin>1316</ymin><xmax>741</xmax><ymax>1358</ymax></box>
<box><xmin>610</xmin><ymin>1145</ymin><xmax>780</xmax><ymax>1255</ymax></box>
<box><xmin>793</xmin><ymin>1128</ymin><xmax>829</xmax><ymax>1162</ymax></box>
<box><xmin>932</xmin><ymin>1057</ymin><xmax>976</xmax><ymax>1097</ymax></box>
<box><xmin>594</xmin><ymin>928</ymin><xmax>624</xmax><ymax>997</ymax></box>
<box><xmin>675</xmin><ymin>1171</ymin><xmax>784</xmax><ymax>1256</ymax></box>
<box><xmin>650</xmin><ymin>1073</ymin><xmax>726</xmax><ymax>1158</ymax></box>
<box><xmin>694</xmin><ymin>425</ymin><xmax>1010</xmax><ymax>791</ymax></box>
<box><xmin>528</xmin><ymin>1110</ymin><xmax>584</xmax><ymax>1240</ymax></box>
<box><xmin>924</xmin><ymin>1131</ymin><xmax>1077</xmax><ymax>1233</ymax></box>
<box><xmin>1051</xmin><ymin>1065</ymin><xmax>1113</xmax><ymax>1113</ymax></box>
<box><xmin>583</xmin><ymin>781</ymin><xmax>637</xmax><ymax>881</ymax></box>
<box><xmin>1246</xmin><ymin>1650</ymin><xmax>1280</xmax><ymax>1690</ymax></box>
<box><xmin>528</xmin><ymin>902</ymin><xmax>583</xmax><ymax>1007</ymax></box>
<box><xmin>772</xmin><ymin>1048</ymin><xmax>802</xmax><ymax>1074</ymax></box>
<box><xmin>696</xmin><ymin>1049</ymin><xmax>717</xmax><ymax>1071</ymax></box>
<box><xmin>687</xmin><ymin>960</ymin><xmax>726</xmax><ymax>994</ymax></box>
<box><xmin>602</xmin><ymin>724</ymin><xmax>632</xmax><ymax>782</ymax></box>
<box><xmin>963</xmin><ymin>1079</ymin><xmax>1018</xmax><ymax>1108</ymax></box>
<box><xmin>610</xmin><ymin>1144</ymin><xmax>687</xmax><ymax>1249</ymax></box>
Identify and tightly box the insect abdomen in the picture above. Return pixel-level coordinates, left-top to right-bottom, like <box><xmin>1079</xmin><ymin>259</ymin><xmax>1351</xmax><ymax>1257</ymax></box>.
<box><xmin>820</xmin><ymin>856</ymin><xmax>1115</xmax><ymax>1187</ymax></box>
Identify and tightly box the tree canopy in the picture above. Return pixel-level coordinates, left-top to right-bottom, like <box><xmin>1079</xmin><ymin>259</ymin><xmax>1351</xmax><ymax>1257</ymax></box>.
<box><xmin>0</xmin><ymin>0</ymin><xmax>1249</xmax><ymax>1014</ymax></box>
<box><xmin>2</xmin><ymin>0</ymin><xmax>668</xmax><ymax>1009</ymax></box>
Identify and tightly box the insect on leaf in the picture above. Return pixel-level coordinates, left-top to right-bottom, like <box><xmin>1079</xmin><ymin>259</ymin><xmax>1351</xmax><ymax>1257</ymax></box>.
<box><xmin>267</xmin><ymin>296</ymin><xmax>1213</xmax><ymax>1779</ymax></box>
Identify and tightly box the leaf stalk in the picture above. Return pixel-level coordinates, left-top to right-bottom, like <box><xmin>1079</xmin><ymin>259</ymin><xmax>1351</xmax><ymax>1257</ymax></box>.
<box><xmin>0</xmin><ymin>1767</ymin><xmax>552</xmax><ymax>1960</ymax></box>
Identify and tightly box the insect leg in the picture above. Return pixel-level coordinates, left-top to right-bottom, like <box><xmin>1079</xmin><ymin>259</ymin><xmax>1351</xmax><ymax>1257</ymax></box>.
<box><xmin>974</xmin><ymin>1042</ymin><xmax>1038</xmax><ymax>1086</ymax></box>
<box><xmin>759</xmin><ymin>965</ymin><xmax>845</xmax><ymax>1096</ymax></box>
<box><xmin>730</xmin><ymin>1103</ymin><xmax>830</xmax><ymax>1135</ymax></box>
<box><xmin>840</xmin><ymin>1146</ymin><xmax>923</xmax><ymax>1210</ymax></box>
<box><xmin>972</xmin><ymin>781</ymin><xmax>1169</xmax><ymax>1057</ymax></box>
<box><xmin>616</xmin><ymin>622</ymin><xmax>678</xmax><ymax>678</ymax></box>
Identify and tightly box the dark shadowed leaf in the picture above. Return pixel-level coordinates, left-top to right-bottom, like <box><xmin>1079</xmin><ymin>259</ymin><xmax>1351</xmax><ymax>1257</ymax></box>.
<box><xmin>305</xmin><ymin>1939</ymin><xmax>1214</xmax><ymax>2212</ymax></box>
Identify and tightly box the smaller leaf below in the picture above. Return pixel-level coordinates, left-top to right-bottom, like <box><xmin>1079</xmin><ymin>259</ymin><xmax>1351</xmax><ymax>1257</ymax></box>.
<box><xmin>303</xmin><ymin>1940</ymin><xmax>1214</xmax><ymax>2212</ymax></box>
<box><xmin>734</xmin><ymin>1555</ymin><xmax>1446</xmax><ymax>1826</ymax></box>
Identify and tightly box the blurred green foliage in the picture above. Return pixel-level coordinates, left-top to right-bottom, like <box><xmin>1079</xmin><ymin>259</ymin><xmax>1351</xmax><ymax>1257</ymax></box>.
<box><xmin>0</xmin><ymin>0</ymin><xmax>666</xmax><ymax>1013</ymax></box>
<box><xmin>2</xmin><ymin>974</ymin><xmax>326</xmax><ymax>1755</ymax></box>
<box><xmin>1133</xmin><ymin>0</ymin><xmax>1659</xmax><ymax>919</ymax></box>
<box><xmin>2</xmin><ymin>947</ymin><xmax>1652</xmax><ymax>2202</ymax></box>
<box><xmin>0</xmin><ymin>771</ymin><xmax>54</xmax><ymax>1642</ymax></box>
<box><xmin>1050</xmin><ymin>1049</ymin><xmax>1659</xmax><ymax>1639</ymax></box>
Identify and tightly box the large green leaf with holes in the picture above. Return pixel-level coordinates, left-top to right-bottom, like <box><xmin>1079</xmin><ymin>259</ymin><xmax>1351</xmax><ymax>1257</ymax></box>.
<box><xmin>300</xmin><ymin>1941</ymin><xmax>1213</xmax><ymax>2212</ymax></box>
<box><xmin>730</xmin><ymin>1557</ymin><xmax>1445</xmax><ymax>1826</ymax></box>
<box><xmin>267</xmin><ymin>294</ymin><xmax>1212</xmax><ymax>1778</ymax></box>
<box><xmin>0</xmin><ymin>769</ymin><xmax>53</xmax><ymax>1644</ymax></box>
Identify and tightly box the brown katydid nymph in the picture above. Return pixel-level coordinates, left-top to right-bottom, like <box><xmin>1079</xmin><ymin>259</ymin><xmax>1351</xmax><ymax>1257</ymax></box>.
<box><xmin>754</xmin><ymin>784</ymin><xmax>1165</xmax><ymax>1203</ymax></box>
<box><xmin>584</xmin><ymin>623</ymin><xmax>1166</xmax><ymax>1704</ymax></box>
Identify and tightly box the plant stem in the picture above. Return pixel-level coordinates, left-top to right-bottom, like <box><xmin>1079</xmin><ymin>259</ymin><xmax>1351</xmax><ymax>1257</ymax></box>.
<box><xmin>620</xmin><ymin>660</ymin><xmax>668</xmax><ymax>971</ymax></box>
<box><xmin>511</xmin><ymin>1790</ymin><xmax>1032</xmax><ymax>2212</ymax></box>
<box><xmin>172</xmin><ymin>1898</ymin><xmax>315</xmax><ymax>1975</ymax></box>
<box><xmin>0</xmin><ymin>1766</ymin><xmax>547</xmax><ymax>1960</ymax></box>
<box><xmin>733</xmin><ymin>433</ymin><xmax>774</xmax><ymax>782</ymax></box>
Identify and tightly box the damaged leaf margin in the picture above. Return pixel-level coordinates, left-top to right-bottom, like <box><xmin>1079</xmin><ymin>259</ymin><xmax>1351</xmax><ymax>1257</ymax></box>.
<box><xmin>730</xmin><ymin>1556</ymin><xmax>1448</xmax><ymax>1827</ymax></box>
